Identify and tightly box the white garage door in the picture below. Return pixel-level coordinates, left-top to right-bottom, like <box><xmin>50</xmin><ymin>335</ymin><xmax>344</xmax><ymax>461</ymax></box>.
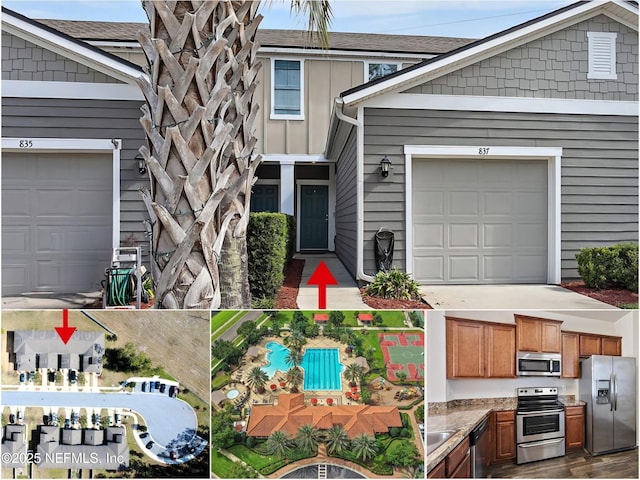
<box><xmin>2</xmin><ymin>152</ymin><xmax>113</xmax><ymax>295</ymax></box>
<box><xmin>412</xmin><ymin>158</ymin><xmax>548</xmax><ymax>284</ymax></box>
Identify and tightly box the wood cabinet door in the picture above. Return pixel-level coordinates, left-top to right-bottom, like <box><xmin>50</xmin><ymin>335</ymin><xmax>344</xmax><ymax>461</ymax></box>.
<box><xmin>580</xmin><ymin>334</ymin><xmax>601</xmax><ymax>356</ymax></box>
<box><xmin>565</xmin><ymin>407</ymin><xmax>585</xmax><ymax>450</ymax></box>
<box><xmin>516</xmin><ymin>317</ymin><xmax>541</xmax><ymax>352</ymax></box>
<box><xmin>447</xmin><ymin>319</ymin><xmax>485</xmax><ymax>378</ymax></box>
<box><xmin>541</xmin><ymin>321</ymin><xmax>562</xmax><ymax>353</ymax></box>
<box><xmin>486</xmin><ymin>324</ymin><xmax>516</xmax><ymax>377</ymax></box>
<box><xmin>602</xmin><ymin>336</ymin><xmax>621</xmax><ymax>356</ymax></box>
<box><xmin>427</xmin><ymin>460</ymin><xmax>446</xmax><ymax>478</ymax></box>
<box><xmin>495</xmin><ymin>412</ymin><xmax>516</xmax><ymax>460</ymax></box>
<box><xmin>562</xmin><ymin>332</ymin><xmax>580</xmax><ymax>378</ymax></box>
<box><xmin>449</xmin><ymin>453</ymin><xmax>471</xmax><ymax>478</ymax></box>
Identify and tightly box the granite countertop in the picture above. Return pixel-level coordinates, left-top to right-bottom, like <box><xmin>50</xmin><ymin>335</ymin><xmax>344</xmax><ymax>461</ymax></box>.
<box><xmin>426</xmin><ymin>395</ymin><xmax>580</xmax><ymax>472</ymax></box>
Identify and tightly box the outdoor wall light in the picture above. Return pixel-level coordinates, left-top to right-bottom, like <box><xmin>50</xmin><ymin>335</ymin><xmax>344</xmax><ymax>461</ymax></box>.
<box><xmin>135</xmin><ymin>154</ymin><xmax>147</xmax><ymax>175</ymax></box>
<box><xmin>380</xmin><ymin>155</ymin><xmax>392</xmax><ymax>178</ymax></box>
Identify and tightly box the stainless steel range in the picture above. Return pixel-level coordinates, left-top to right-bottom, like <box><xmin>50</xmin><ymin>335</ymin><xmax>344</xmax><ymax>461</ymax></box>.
<box><xmin>516</xmin><ymin>387</ymin><xmax>565</xmax><ymax>464</ymax></box>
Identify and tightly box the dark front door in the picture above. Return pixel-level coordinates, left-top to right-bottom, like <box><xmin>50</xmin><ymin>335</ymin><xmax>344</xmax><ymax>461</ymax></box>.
<box><xmin>300</xmin><ymin>185</ymin><xmax>328</xmax><ymax>250</ymax></box>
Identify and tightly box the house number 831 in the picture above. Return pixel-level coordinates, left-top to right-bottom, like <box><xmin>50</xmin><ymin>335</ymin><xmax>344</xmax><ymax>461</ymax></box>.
<box><xmin>478</xmin><ymin>147</ymin><xmax>490</xmax><ymax>155</ymax></box>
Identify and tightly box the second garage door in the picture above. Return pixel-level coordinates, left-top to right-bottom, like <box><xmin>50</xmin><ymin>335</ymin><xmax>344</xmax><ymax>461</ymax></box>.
<box><xmin>412</xmin><ymin>158</ymin><xmax>548</xmax><ymax>284</ymax></box>
<box><xmin>2</xmin><ymin>151</ymin><xmax>113</xmax><ymax>295</ymax></box>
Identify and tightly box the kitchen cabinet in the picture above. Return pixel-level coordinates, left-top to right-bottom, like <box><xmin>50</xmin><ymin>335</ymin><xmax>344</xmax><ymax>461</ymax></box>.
<box><xmin>561</xmin><ymin>332</ymin><xmax>580</xmax><ymax>378</ymax></box>
<box><xmin>427</xmin><ymin>459</ymin><xmax>446</xmax><ymax>478</ymax></box>
<box><xmin>447</xmin><ymin>318</ymin><xmax>515</xmax><ymax>379</ymax></box>
<box><xmin>446</xmin><ymin>436</ymin><xmax>470</xmax><ymax>478</ymax></box>
<box><xmin>579</xmin><ymin>334</ymin><xmax>622</xmax><ymax>357</ymax></box>
<box><xmin>515</xmin><ymin>315</ymin><xmax>562</xmax><ymax>353</ymax></box>
<box><xmin>565</xmin><ymin>405</ymin><xmax>585</xmax><ymax>451</ymax></box>
<box><xmin>493</xmin><ymin>411</ymin><xmax>516</xmax><ymax>462</ymax></box>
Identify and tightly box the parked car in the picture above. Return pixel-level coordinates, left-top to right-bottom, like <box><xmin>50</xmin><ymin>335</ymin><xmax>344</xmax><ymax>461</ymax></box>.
<box><xmin>69</xmin><ymin>370</ymin><xmax>77</xmax><ymax>384</ymax></box>
<box><xmin>16</xmin><ymin>410</ymin><xmax>23</xmax><ymax>421</ymax></box>
<box><xmin>160</xmin><ymin>383</ymin><xmax>166</xmax><ymax>394</ymax></box>
<box><xmin>43</xmin><ymin>415</ymin><xmax>49</xmax><ymax>425</ymax></box>
<box><xmin>28</xmin><ymin>371</ymin><xmax>34</xmax><ymax>382</ymax></box>
<box><xmin>19</xmin><ymin>372</ymin><xmax>25</xmax><ymax>383</ymax></box>
<box><xmin>169</xmin><ymin>450</ymin><xmax>177</xmax><ymax>460</ymax></box>
<box><xmin>145</xmin><ymin>441</ymin><xmax>154</xmax><ymax>450</ymax></box>
<box><xmin>114</xmin><ymin>413</ymin><xmax>121</xmax><ymax>425</ymax></box>
<box><xmin>141</xmin><ymin>382</ymin><xmax>147</xmax><ymax>392</ymax></box>
<box><xmin>140</xmin><ymin>432</ymin><xmax>149</xmax><ymax>439</ymax></box>
<box><xmin>48</xmin><ymin>370</ymin><xmax>55</xmax><ymax>382</ymax></box>
<box><xmin>51</xmin><ymin>413</ymin><xmax>58</xmax><ymax>426</ymax></box>
<box><xmin>155</xmin><ymin>381</ymin><xmax>161</xmax><ymax>390</ymax></box>
<box><xmin>169</xmin><ymin>386</ymin><xmax>178</xmax><ymax>397</ymax></box>
<box><xmin>71</xmin><ymin>412</ymin><xmax>79</xmax><ymax>424</ymax></box>
<box><xmin>64</xmin><ymin>419</ymin><xmax>70</xmax><ymax>429</ymax></box>
<box><xmin>9</xmin><ymin>414</ymin><xmax>15</xmax><ymax>424</ymax></box>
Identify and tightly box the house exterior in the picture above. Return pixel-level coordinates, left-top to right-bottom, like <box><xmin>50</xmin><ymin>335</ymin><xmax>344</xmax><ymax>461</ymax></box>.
<box><xmin>326</xmin><ymin>0</ymin><xmax>638</xmax><ymax>285</ymax></box>
<box><xmin>246</xmin><ymin>393</ymin><xmax>402</xmax><ymax>438</ymax></box>
<box><xmin>1</xmin><ymin>1</ymin><xmax>637</xmax><ymax>295</ymax></box>
<box><xmin>1</xmin><ymin>424</ymin><xmax>27</xmax><ymax>469</ymax></box>
<box><xmin>12</xmin><ymin>329</ymin><xmax>104</xmax><ymax>373</ymax></box>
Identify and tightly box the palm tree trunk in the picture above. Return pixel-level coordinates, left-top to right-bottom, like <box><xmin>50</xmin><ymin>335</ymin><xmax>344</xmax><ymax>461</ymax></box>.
<box><xmin>137</xmin><ymin>0</ymin><xmax>262</xmax><ymax>308</ymax></box>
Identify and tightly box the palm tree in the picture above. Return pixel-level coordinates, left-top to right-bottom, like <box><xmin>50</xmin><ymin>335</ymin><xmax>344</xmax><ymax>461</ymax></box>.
<box><xmin>286</xmin><ymin>366</ymin><xmax>303</xmax><ymax>393</ymax></box>
<box><xmin>324</xmin><ymin>425</ymin><xmax>350</xmax><ymax>455</ymax></box>
<box><xmin>295</xmin><ymin>424</ymin><xmax>321</xmax><ymax>453</ymax></box>
<box><xmin>284</xmin><ymin>331</ymin><xmax>306</xmax><ymax>352</ymax></box>
<box><xmin>344</xmin><ymin>363</ymin><xmax>364</xmax><ymax>386</ymax></box>
<box><xmin>285</xmin><ymin>350</ymin><xmax>303</xmax><ymax>370</ymax></box>
<box><xmin>265</xmin><ymin>430</ymin><xmax>292</xmax><ymax>457</ymax></box>
<box><xmin>246</xmin><ymin>366</ymin><xmax>268</xmax><ymax>393</ymax></box>
<box><xmin>351</xmin><ymin>434</ymin><xmax>377</xmax><ymax>462</ymax></box>
<box><xmin>138</xmin><ymin>1</ymin><xmax>333</xmax><ymax>309</ymax></box>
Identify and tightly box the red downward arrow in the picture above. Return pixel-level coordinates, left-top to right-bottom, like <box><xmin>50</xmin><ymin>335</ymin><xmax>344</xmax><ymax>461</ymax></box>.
<box><xmin>55</xmin><ymin>309</ymin><xmax>76</xmax><ymax>345</ymax></box>
<box><xmin>307</xmin><ymin>260</ymin><xmax>338</xmax><ymax>309</ymax></box>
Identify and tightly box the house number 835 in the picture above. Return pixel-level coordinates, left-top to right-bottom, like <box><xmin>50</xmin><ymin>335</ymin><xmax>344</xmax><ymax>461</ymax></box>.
<box><xmin>478</xmin><ymin>147</ymin><xmax>490</xmax><ymax>155</ymax></box>
<box><xmin>19</xmin><ymin>140</ymin><xmax>33</xmax><ymax>148</ymax></box>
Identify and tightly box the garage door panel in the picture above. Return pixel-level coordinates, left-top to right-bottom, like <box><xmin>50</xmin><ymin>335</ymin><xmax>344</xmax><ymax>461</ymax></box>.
<box><xmin>449</xmin><ymin>224</ymin><xmax>478</xmax><ymax>248</ymax></box>
<box><xmin>412</xmin><ymin>158</ymin><xmax>548</xmax><ymax>284</ymax></box>
<box><xmin>2</xmin><ymin>152</ymin><xmax>113</xmax><ymax>294</ymax></box>
<box><xmin>449</xmin><ymin>256</ymin><xmax>479</xmax><ymax>281</ymax></box>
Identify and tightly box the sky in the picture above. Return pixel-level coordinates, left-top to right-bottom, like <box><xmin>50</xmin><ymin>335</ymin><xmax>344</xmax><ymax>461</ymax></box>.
<box><xmin>3</xmin><ymin>0</ymin><xmax>576</xmax><ymax>39</ymax></box>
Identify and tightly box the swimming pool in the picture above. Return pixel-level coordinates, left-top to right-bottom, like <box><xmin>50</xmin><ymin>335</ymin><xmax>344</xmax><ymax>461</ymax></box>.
<box><xmin>226</xmin><ymin>389</ymin><xmax>239</xmax><ymax>399</ymax></box>
<box><xmin>262</xmin><ymin>342</ymin><xmax>344</xmax><ymax>391</ymax></box>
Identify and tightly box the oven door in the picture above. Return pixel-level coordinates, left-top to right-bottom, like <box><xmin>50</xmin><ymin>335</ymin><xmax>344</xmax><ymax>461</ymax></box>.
<box><xmin>516</xmin><ymin>409</ymin><xmax>565</xmax><ymax>444</ymax></box>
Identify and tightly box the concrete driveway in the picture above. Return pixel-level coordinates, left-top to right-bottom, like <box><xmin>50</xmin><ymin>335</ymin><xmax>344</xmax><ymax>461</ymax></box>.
<box><xmin>420</xmin><ymin>285</ymin><xmax>616</xmax><ymax>309</ymax></box>
<box><xmin>2</xmin><ymin>390</ymin><xmax>197</xmax><ymax>448</ymax></box>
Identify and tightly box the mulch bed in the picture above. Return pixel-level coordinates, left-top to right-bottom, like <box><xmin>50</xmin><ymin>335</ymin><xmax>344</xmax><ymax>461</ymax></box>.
<box><xmin>360</xmin><ymin>289</ymin><xmax>431</xmax><ymax>310</ymax></box>
<box><xmin>560</xmin><ymin>281</ymin><xmax>638</xmax><ymax>308</ymax></box>
<box><xmin>274</xmin><ymin>259</ymin><xmax>305</xmax><ymax>309</ymax></box>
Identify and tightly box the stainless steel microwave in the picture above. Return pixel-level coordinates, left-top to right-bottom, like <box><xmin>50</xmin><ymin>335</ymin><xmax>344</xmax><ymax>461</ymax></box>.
<box><xmin>517</xmin><ymin>352</ymin><xmax>562</xmax><ymax>376</ymax></box>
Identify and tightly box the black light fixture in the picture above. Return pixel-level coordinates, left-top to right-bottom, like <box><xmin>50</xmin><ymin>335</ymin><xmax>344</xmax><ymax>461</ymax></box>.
<box><xmin>380</xmin><ymin>155</ymin><xmax>392</xmax><ymax>177</ymax></box>
<box><xmin>135</xmin><ymin>153</ymin><xmax>147</xmax><ymax>175</ymax></box>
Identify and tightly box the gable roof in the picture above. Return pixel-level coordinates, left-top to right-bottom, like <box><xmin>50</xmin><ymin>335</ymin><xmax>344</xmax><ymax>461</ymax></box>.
<box><xmin>341</xmin><ymin>0</ymin><xmax>638</xmax><ymax>106</ymax></box>
<box><xmin>1</xmin><ymin>7</ymin><xmax>144</xmax><ymax>83</ymax></box>
<box><xmin>246</xmin><ymin>393</ymin><xmax>402</xmax><ymax>438</ymax></box>
<box><xmin>36</xmin><ymin>18</ymin><xmax>475</xmax><ymax>56</ymax></box>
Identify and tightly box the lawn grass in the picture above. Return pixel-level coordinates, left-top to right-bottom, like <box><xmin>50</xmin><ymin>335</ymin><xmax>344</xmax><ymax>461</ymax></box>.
<box><xmin>211</xmin><ymin>311</ymin><xmax>239</xmax><ymax>333</ymax></box>
<box><xmin>228</xmin><ymin>444</ymin><xmax>282</xmax><ymax>470</ymax></box>
<box><xmin>211</xmin><ymin>310</ymin><xmax>247</xmax><ymax>342</ymax></box>
<box><xmin>211</xmin><ymin>448</ymin><xmax>241</xmax><ymax>478</ymax></box>
<box><xmin>178</xmin><ymin>389</ymin><xmax>210</xmax><ymax>426</ymax></box>
<box><xmin>378</xmin><ymin>311</ymin><xmax>407</xmax><ymax>328</ymax></box>
<box><xmin>211</xmin><ymin>373</ymin><xmax>231</xmax><ymax>390</ymax></box>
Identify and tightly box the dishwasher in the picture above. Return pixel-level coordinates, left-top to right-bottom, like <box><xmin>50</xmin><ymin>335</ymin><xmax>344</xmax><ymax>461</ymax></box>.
<box><xmin>470</xmin><ymin>416</ymin><xmax>490</xmax><ymax>478</ymax></box>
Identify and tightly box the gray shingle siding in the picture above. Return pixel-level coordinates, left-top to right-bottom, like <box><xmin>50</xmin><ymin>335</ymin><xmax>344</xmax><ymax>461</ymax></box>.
<box><xmin>1</xmin><ymin>97</ymin><xmax>149</xmax><ymax>256</ymax></box>
<box><xmin>403</xmin><ymin>15</ymin><xmax>638</xmax><ymax>101</ymax></box>
<box><xmin>363</xmin><ymin>108</ymin><xmax>638</xmax><ymax>281</ymax></box>
<box><xmin>2</xmin><ymin>32</ymin><xmax>122</xmax><ymax>83</ymax></box>
<box><xmin>334</xmin><ymin>127</ymin><xmax>358</xmax><ymax>277</ymax></box>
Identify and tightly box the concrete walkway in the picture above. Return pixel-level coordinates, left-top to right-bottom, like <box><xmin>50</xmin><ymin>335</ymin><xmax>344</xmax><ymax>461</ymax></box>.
<box><xmin>2</xmin><ymin>291</ymin><xmax>102</xmax><ymax>309</ymax></box>
<box><xmin>295</xmin><ymin>254</ymin><xmax>368</xmax><ymax>310</ymax></box>
<box><xmin>420</xmin><ymin>285</ymin><xmax>616</xmax><ymax>310</ymax></box>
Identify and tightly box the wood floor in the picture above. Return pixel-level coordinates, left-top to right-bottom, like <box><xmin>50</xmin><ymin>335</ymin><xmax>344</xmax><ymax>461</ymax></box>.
<box><xmin>488</xmin><ymin>448</ymin><xmax>638</xmax><ymax>478</ymax></box>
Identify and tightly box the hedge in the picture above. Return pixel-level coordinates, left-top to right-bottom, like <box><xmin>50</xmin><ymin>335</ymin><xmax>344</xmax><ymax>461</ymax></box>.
<box><xmin>575</xmin><ymin>243</ymin><xmax>638</xmax><ymax>291</ymax></box>
<box><xmin>247</xmin><ymin>212</ymin><xmax>295</xmax><ymax>300</ymax></box>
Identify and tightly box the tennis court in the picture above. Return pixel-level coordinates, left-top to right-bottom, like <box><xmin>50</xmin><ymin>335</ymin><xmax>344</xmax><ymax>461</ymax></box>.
<box><xmin>379</xmin><ymin>332</ymin><xmax>424</xmax><ymax>381</ymax></box>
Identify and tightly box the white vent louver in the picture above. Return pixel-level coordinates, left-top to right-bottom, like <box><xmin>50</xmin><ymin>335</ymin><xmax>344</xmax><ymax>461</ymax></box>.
<box><xmin>587</xmin><ymin>32</ymin><xmax>617</xmax><ymax>80</ymax></box>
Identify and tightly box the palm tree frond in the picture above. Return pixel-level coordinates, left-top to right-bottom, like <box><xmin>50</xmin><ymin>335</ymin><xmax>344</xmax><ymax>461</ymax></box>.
<box><xmin>290</xmin><ymin>0</ymin><xmax>333</xmax><ymax>48</ymax></box>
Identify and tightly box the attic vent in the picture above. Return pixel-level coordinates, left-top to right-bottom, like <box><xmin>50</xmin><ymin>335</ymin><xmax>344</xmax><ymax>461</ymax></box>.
<box><xmin>587</xmin><ymin>32</ymin><xmax>617</xmax><ymax>80</ymax></box>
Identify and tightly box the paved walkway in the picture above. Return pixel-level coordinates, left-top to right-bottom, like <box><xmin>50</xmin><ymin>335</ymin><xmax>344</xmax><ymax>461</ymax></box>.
<box><xmin>2</xmin><ymin>291</ymin><xmax>102</xmax><ymax>309</ymax></box>
<box><xmin>271</xmin><ymin>444</ymin><xmax>372</xmax><ymax>478</ymax></box>
<box><xmin>296</xmin><ymin>254</ymin><xmax>368</xmax><ymax>310</ymax></box>
<box><xmin>420</xmin><ymin>285</ymin><xmax>616</xmax><ymax>309</ymax></box>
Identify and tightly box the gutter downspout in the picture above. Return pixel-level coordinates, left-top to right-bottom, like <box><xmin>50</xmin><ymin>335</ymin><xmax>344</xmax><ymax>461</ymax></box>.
<box><xmin>334</xmin><ymin>98</ymin><xmax>375</xmax><ymax>283</ymax></box>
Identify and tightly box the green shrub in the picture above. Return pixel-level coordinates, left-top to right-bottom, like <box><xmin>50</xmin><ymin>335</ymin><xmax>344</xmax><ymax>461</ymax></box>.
<box><xmin>576</xmin><ymin>243</ymin><xmax>638</xmax><ymax>291</ymax></box>
<box><xmin>365</xmin><ymin>268</ymin><xmax>420</xmax><ymax>300</ymax></box>
<box><xmin>248</xmin><ymin>212</ymin><xmax>294</xmax><ymax>300</ymax></box>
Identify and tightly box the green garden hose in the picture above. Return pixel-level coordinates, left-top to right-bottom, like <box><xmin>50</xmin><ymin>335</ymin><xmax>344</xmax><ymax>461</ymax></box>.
<box><xmin>108</xmin><ymin>268</ymin><xmax>133</xmax><ymax>306</ymax></box>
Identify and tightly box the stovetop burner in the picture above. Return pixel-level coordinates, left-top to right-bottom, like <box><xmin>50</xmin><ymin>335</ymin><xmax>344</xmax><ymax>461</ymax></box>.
<box><xmin>516</xmin><ymin>387</ymin><xmax>565</xmax><ymax>412</ymax></box>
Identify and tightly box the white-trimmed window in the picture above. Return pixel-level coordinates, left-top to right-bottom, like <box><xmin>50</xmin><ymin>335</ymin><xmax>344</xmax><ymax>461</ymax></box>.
<box><xmin>587</xmin><ymin>32</ymin><xmax>617</xmax><ymax>80</ymax></box>
<box><xmin>366</xmin><ymin>61</ymin><xmax>401</xmax><ymax>81</ymax></box>
<box><xmin>271</xmin><ymin>59</ymin><xmax>304</xmax><ymax>120</ymax></box>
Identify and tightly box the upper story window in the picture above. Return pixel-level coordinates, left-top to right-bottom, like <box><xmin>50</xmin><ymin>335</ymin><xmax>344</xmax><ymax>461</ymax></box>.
<box><xmin>366</xmin><ymin>62</ymin><xmax>401</xmax><ymax>81</ymax></box>
<box><xmin>587</xmin><ymin>32</ymin><xmax>617</xmax><ymax>80</ymax></box>
<box><xmin>271</xmin><ymin>59</ymin><xmax>304</xmax><ymax>120</ymax></box>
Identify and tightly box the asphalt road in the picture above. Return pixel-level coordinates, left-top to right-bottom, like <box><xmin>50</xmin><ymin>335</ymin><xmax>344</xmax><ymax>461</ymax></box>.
<box><xmin>218</xmin><ymin>310</ymin><xmax>264</xmax><ymax>343</ymax></box>
<box><xmin>3</xmin><ymin>390</ymin><xmax>197</xmax><ymax>448</ymax></box>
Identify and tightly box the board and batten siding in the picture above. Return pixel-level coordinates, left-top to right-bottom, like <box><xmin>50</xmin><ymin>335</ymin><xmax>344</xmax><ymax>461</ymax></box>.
<box><xmin>1</xmin><ymin>97</ymin><xmax>149</xmax><ymax>253</ymax></box>
<box><xmin>403</xmin><ymin>15</ymin><xmax>638</xmax><ymax>101</ymax></box>
<box><xmin>334</xmin><ymin>127</ymin><xmax>358</xmax><ymax>277</ymax></box>
<box><xmin>363</xmin><ymin>108</ymin><xmax>638</xmax><ymax>280</ymax></box>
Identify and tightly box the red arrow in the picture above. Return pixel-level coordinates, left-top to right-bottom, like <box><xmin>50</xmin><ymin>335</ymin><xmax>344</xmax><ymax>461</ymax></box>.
<box><xmin>55</xmin><ymin>309</ymin><xmax>76</xmax><ymax>345</ymax></box>
<box><xmin>307</xmin><ymin>261</ymin><xmax>338</xmax><ymax>309</ymax></box>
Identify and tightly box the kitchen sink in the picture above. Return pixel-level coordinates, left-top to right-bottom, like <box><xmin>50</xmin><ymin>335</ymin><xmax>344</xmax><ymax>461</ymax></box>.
<box><xmin>426</xmin><ymin>430</ymin><xmax>457</xmax><ymax>455</ymax></box>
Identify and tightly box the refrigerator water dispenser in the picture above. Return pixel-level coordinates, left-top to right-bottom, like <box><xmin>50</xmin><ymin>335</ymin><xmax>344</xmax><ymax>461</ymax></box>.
<box><xmin>596</xmin><ymin>379</ymin><xmax>610</xmax><ymax>404</ymax></box>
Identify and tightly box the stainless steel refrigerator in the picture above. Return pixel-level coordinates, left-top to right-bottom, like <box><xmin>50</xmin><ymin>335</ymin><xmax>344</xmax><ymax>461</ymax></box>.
<box><xmin>579</xmin><ymin>355</ymin><xmax>637</xmax><ymax>455</ymax></box>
